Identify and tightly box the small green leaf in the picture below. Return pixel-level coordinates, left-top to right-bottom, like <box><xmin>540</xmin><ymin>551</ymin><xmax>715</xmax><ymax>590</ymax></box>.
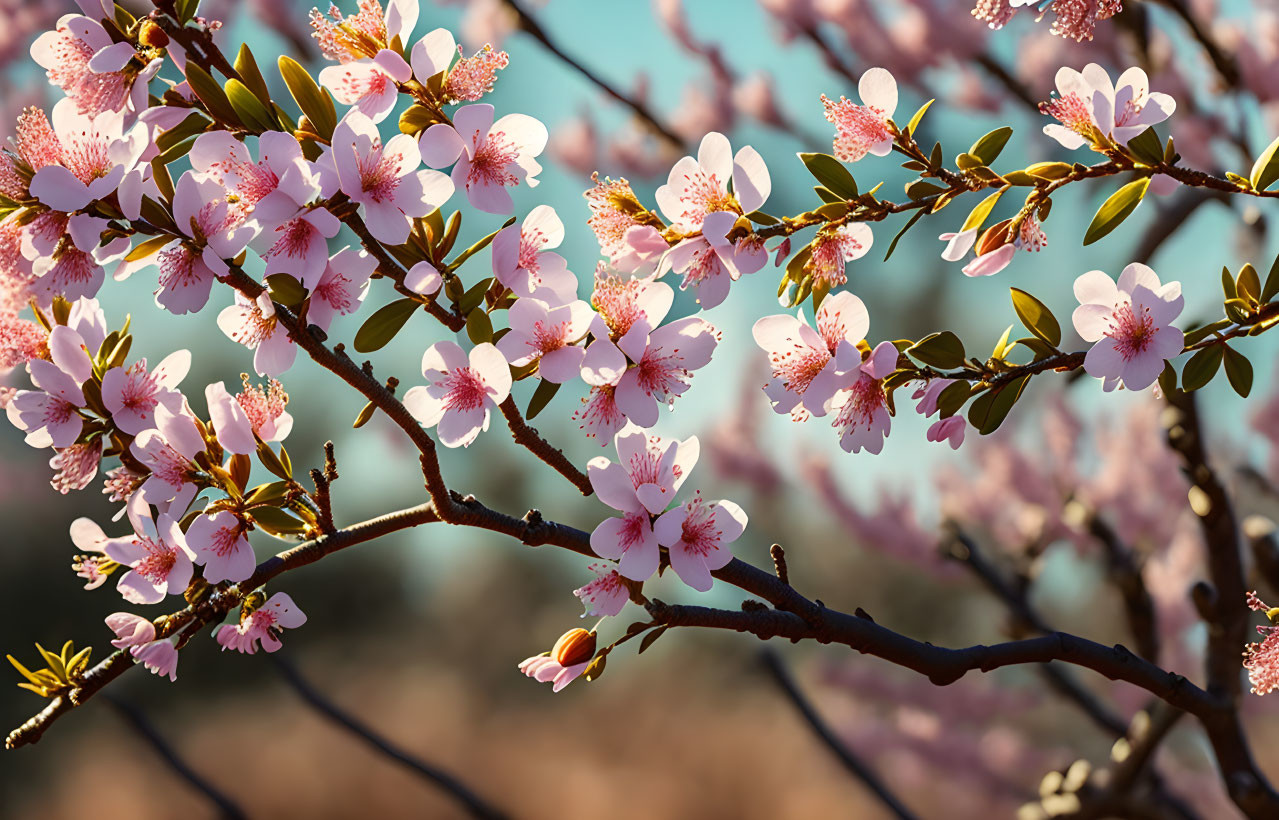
<box><xmin>638</xmin><ymin>625</ymin><xmax>669</xmax><ymax>654</ymax></box>
<box><xmin>1222</xmin><ymin>266</ymin><xmax>1238</xmax><ymax>300</ymax></box>
<box><xmin>266</xmin><ymin>273</ymin><xmax>307</xmax><ymax>308</ymax></box>
<box><xmin>905</xmin><ymin>99</ymin><xmax>934</xmax><ymax>138</ymax></box>
<box><xmin>1222</xmin><ymin>345</ymin><xmax>1253</xmax><ymax>397</ymax></box>
<box><xmin>1181</xmin><ymin>345</ymin><xmax>1223</xmax><ymax>391</ymax></box>
<box><xmin>125</xmin><ymin>234</ymin><xmax>173</xmax><ymax>262</ymax></box>
<box><xmin>908</xmin><ymin>331</ymin><xmax>967</xmax><ymax>369</ymax></box>
<box><xmin>465</xmin><ymin>308</ymin><xmax>493</xmax><ymax>344</ymax></box>
<box><xmin>226</xmin><ymin>78</ymin><xmax>279</xmax><ymax>133</ymax></box>
<box><xmin>184</xmin><ymin>62</ymin><xmax>240</xmax><ymax>127</ymax></box>
<box><xmin>233</xmin><ymin>44</ymin><xmax>273</xmax><ymax>108</ymax></box>
<box><xmin>1182</xmin><ymin>319</ymin><xmax>1230</xmax><ymax>347</ymax></box>
<box><xmin>155</xmin><ymin>112</ymin><xmax>211</xmax><ymax>151</ymax></box>
<box><xmin>1264</xmin><ymin>251</ymin><xmax>1279</xmax><ymax>303</ymax></box>
<box><xmin>353</xmin><ymin>298</ymin><xmax>419</xmax><ymax>353</ymax></box>
<box><xmin>1237</xmin><ymin>263</ymin><xmax>1261</xmax><ymax>302</ymax></box>
<box><xmin>525</xmin><ymin>379</ymin><xmax>560</xmax><ymax>420</ymax></box>
<box><xmin>936</xmin><ymin>380</ymin><xmax>972</xmax><ymax>418</ymax></box>
<box><xmin>1001</xmin><ymin>171</ymin><xmax>1039</xmax><ymax>186</ymax></box>
<box><xmin>961</xmin><ymin>189</ymin><xmax>1003</xmax><ymax>233</ymax></box>
<box><xmin>969</xmin><ymin>126</ymin><xmax>1013</xmax><ymax>166</ymax></box>
<box><xmin>1009</xmin><ymin>288</ymin><xmax>1062</xmax><ymax>347</ymax></box>
<box><xmin>250</xmin><ymin>506</ymin><xmax>308</xmax><ymax>536</ymax></box>
<box><xmin>1250</xmin><ymin>135</ymin><xmax>1279</xmax><ymax>192</ymax></box>
<box><xmin>905</xmin><ymin>179</ymin><xmax>946</xmax><ymax>200</ymax></box>
<box><xmin>352</xmin><ymin>400</ymin><xmax>377</xmax><ymax>429</ymax></box>
<box><xmin>1126</xmin><ymin>127</ymin><xmax>1164</xmax><ymax>165</ymax></box>
<box><xmin>1083</xmin><ymin>177</ymin><xmax>1150</xmax><ymax>245</ymax></box>
<box><xmin>798</xmin><ymin>152</ymin><xmax>859</xmax><ymax>200</ymax></box>
<box><xmin>813</xmin><ymin>186</ymin><xmax>845</xmax><ymax>204</ymax></box>
<box><xmin>883</xmin><ymin>208</ymin><xmax>927</xmax><ymax>262</ymax></box>
<box><xmin>991</xmin><ymin>324</ymin><xmax>1014</xmax><ymax>361</ymax></box>
<box><xmin>279</xmin><ymin>56</ymin><xmax>337</xmax><ymax>139</ymax></box>
<box><xmin>967</xmin><ymin>375</ymin><xmax>1030</xmax><ymax>435</ymax></box>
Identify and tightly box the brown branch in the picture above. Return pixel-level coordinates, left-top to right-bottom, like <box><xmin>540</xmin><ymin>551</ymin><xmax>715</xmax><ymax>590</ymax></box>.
<box><xmin>1074</xmin><ymin>506</ymin><xmax>1161</xmax><ymax>664</ymax></box>
<box><xmin>498</xmin><ymin>396</ymin><xmax>592</xmax><ymax>495</ymax></box>
<box><xmin>342</xmin><ymin>213</ymin><xmax>466</xmax><ymax>333</ymax></box>
<box><xmin>973</xmin><ymin>53</ymin><xmax>1040</xmax><ymax>112</ymax></box>
<box><xmin>1152</xmin><ymin>0</ymin><xmax>1241</xmax><ymax>87</ymax></box>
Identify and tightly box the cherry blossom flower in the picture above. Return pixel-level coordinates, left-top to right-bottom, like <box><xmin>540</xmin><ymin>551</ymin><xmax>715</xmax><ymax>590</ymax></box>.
<box><xmin>411</xmin><ymin>27</ymin><xmax>509</xmax><ymax>103</ymax></box>
<box><xmin>654</xmin><ymin>131</ymin><xmax>771</xmax><ymax>234</ymax></box>
<box><xmin>28</xmin><ymin>100</ymin><xmax>149</xmax><ymax>215</ymax></box>
<box><xmin>310</xmin><ymin>0</ymin><xmax>418</xmax><ymax>62</ymax></box>
<box><xmin>208</xmin><ymin>378</ymin><xmax>292</xmax><ymax>455</ymax></box>
<box><xmin>496</xmin><ymin>298</ymin><xmax>592</xmax><ymax>383</ymax></box>
<box><xmin>105</xmin><ymin>612</ymin><xmax>155</xmax><ymax>649</ymax></box>
<box><xmin>518</xmin><ymin>628</ymin><xmax>596</xmax><ymax>692</ymax></box>
<box><xmin>419</xmin><ymin>103</ymin><xmax>547</xmax><ymax>214</ymax></box>
<box><xmin>585</xmin><ymin>175</ymin><xmax>667</xmax><ymax>275</ymax></box>
<box><xmin>615</xmin><ymin>316</ymin><xmax>719</xmax><ymax>428</ymax></box>
<box><xmin>206</xmin><ymin>381</ymin><xmax>256</xmax><ymax>455</ymax></box>
<box><xmin>189</xmin><ymin>131</ymin><xmax>322</xmax><ymax>227</ymax></box>
<box><xmin>70</xmin><ymin>516</ymin><xmax>112</xmax><ymax>589</ymax></box>
<box><xmin>403</xmin><ymin>341</ymin><xmax>511</xmax><ymax>448</ymax></box>
<box><xmin>132</xmin><ymin>637</ymin><xmax>179</xmax><ymax>681</ymax></box>
<box><xmin>6</xmin><ymin>325</ymin><xmax>92</xmax><ymax>448</ymax></box>
<box><xmin>654</xmin><ymin>494</ymin><xmax>748</xmax><ymax>592</ymax></box>
<box><xmin>330</xmin><ymin>110</ymin><xmax>454</xmax><ymax>244</ymax></box>
<box><xmin>130</xmin><ymin>405</ymin><xmax>206</xmax><ymax>510</ymax></box>
<box><xmin>927</xmin><ymin>417</ymin><xmax>967</xmax><ymax>450</ymax></box>
<box><xmin>99</xmin><ymin>495</ymin><xmax>196</xmax><ymax>605</ymax></box>
<box><xmin>821</xmin><ymin>67</ymin><xmax>898</xmax><ymax>162</ymax></box>
<box><xmin>214</xmin><ymin>592</ymin><xmax>307</xmax><ymax>654</ymax></box>
<box><xmin>31</xmin><ymin>13</ymin><xmax>162</xmax><ymax>116</ymax></box>
<box><xmin>187</xmin><ymin>510</ymin><xmax>255</xmax><ymax>584</ymax></box>
<box><xmin>236</xmin><ymin>377</ymin><xmax>293</xmax><ymax>443</ymax></box>
<box><xmin>829</xmin><ymin>340</ymin><xmax>900</xmax><ymax>454</ymax></box>
<box><xmin>306</xmin><ymin>247</ymin><xmax>377</xmax><ymax>332</ymax></box>
<box><xmin>574</xmin><ymin>384</ymin><xmax>628</xmax><ymax>444</ymax></box>
<box><xmin>320</xmin><ymin>49</ymin><xmax>412</xmax><ymax>123</ymax></box>
<box><xmin>973</xmin><ymin>0</ymin><xmax>1122</xmax><ymax>43</ymax></box>
<box><xmin>753</xmin><ymin>290</ymin><xmax>870</xmax><ymax>420</ymax></box>
<box><xmin>1039</xmin><ymin>63</ymin><xmax>1174</xmax><ymax>151</ymax></box>
<box><xmin>573</xmin><ymin>562</ymin><xmax>629</xmax><ymax>618</ymax></box>
<box><xmin>589</xmin><ymin>265</ymin><xmax>675</xmax><ymax>342</ymax></box>
<box><xmin>255</xmin><ymin>208</ymin><xmax>342</xmax><ymax>288</ymax></box>
<box><xmin>49</xmin><ymin>437</ymin><xmax>102</xmax><ymax>493</ymax></box>
<box><xmin>660</xmin><ymin>210</ymin><xmax>762</xmax><ymax>310</ymax></box>
<box><xmin>806</xmin><ymin>224</ymin><xmax>874</xmax><ymax>290</ymax></box>
<box><xmin>218</xmin><ymin>291</ymin><xmax>297</xmax><ymax>378</ymax></box>
<box><xmin>127</xmin><ymin>172</ymin><xmax>260</xmax><ymax>315</ymax></box>
<box><xmin>28</xmin><ymin>213</ymin><xmax>129</xmax><ymax>303</ymax></box>
<box><xmin>100</xmin><ymin>351</ymin><xmax>190</xmax><ymax>435</ymax></box>
<box><xmin>1245</xmin><ymin>591</ymin><xmax>1279</xmax><ymax>695</ymax></box>
<box><xmin>940</xmin><ymin>215</ymin><xmax>1047</xmax><ymax>278</ymax></box>
<box><xmin>405</xmin><ymin>261</ymin><xmax>442</xmax><ymax>296</ymax></box>
<box><xmin>1072</xmin><ymin>263</ymin><xmax>1184</xmax><ymax>392</ymax></box>
<box><xmin>491</xmin><ymin>205</ymin><xmax>576</xmax><ymax>303</ymax></box>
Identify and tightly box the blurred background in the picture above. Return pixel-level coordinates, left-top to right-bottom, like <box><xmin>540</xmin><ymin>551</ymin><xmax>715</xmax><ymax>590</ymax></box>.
<box><xmin>3</xmin><ymin>0</ymin><xmax>1279</xmax><ymax>817</ymax></box>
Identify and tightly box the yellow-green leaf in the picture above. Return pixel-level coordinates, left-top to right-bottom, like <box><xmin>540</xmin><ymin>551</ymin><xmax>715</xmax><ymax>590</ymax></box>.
<box><xmin>226</xmin><ymin>78</ymin><xmax>278</xmax><ymax>133</ymax></box>
<box><xmin>798</xmin><ymin>152</ymin><xmax>858</xmax><ymax>200</ymax></box>
<box><xmin>1222</xmin><ymin>345</ymin><xmax>1253</xmax><ymax>397</ymax></box>
<box><xmin>526</xmin><ymin>378</ymin><xmax>560</xmax><ymax>420</ymax></box>
<box><xmin>961</xmin><ymin>189</ymin><xmax>1003</xmax><ymax>233</ymax></box>
<box><xmin>184</xmin><ymin>62</ymin><xmax>239</xmax><ymax>127</ymax></box>
<box><xmin>279</xmin><ymin>56</ymin><xmax>336</xmax><ymax>139</ymax></box>
<box><xmin>1010</xmin><ymin>288</ymin><xmax>1061</xmax><ymax>347</ymax></box>
<box><xmin>907</xmin><ymin>331</ymin><xmax>966</xmax><ymax>369</ymax></box>
<box><xmin>1083</xmin><ymin>177</ymin><xmax>1150</xmax><ymax>245</ymax></box>
<box><xmin>353</xmin><ymin>298</ymin><xmax>419</xmax><ymax>353</ymax></box>
<box><xmin>1250</xmin><ymin>135</ymin><xmax>1279</xmax><ymax>192</ymax></box>
<box><xmin>1182</xmin><ymin>344</ymin><xmax>1223</xmax><ymax>391</ymax></box>
<box><xmin>969</xmin><ymin>127</ymin><xmax>1012</xmax><ymax>166</ymax></box>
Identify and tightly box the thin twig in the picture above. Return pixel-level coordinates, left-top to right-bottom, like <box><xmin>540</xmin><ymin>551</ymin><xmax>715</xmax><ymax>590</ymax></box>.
<box><xmin>105</xmin><ymin>694</ymin><xmax>247</xmax><ymax>820</ymax></box>
<box><xmin>271</xmin><ymin>655</ymin><xmax>507</xmax><ymax>820</ymax></box>
<box><xmin>759</xmin><ymin>650</ymin><xmax>919</xmax><ymax>820</ymax></box>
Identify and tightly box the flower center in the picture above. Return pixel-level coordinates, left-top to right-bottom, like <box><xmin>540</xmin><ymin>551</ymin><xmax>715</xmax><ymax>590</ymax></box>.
<box><xmin>467</xmin><ymin>131</ymin><xmax>520</xmax><ymax>188</ymax></box>
<box><xmin>1039</xmin><ymin>92</ymin><xmax>1094</xmax><ymax>137</ymax></box>
<box><xmin>133</xmin><ymin>538</ymin><xmax>175</xmax><ymax>583</ymax></box>
<box><xmin>822</xmin><ymin>94</ymin><xmax>891</xmax><ymax>162</ymax></box>
<box><xmin>676</xmin><ymin>169</ymin><xmax>734</xmax><ymax>229</ymax></box>
<box><xmin>1106</xmin><ymin>302</ymin><xmax>1156</xmax><ymax>360</ymax></box>
<box><xmin>438</xmin><ymin>367</ymin><xmax>488</xmax><ymax>411</ymax></box>
<box><xmin>358</xmin><ymin>139</ymin><xmax>403</xmax><ymax>202</ymax></box>
<box><xmin>835</xmin><ymin>373</ymin><xmax>886</xmax><ymax>431</ymax></box>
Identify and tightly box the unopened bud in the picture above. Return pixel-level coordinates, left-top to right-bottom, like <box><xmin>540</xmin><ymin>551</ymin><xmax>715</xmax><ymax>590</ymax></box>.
<box><xmin>552</xmin><ymin>628</ymin><xmax>597</xmax><ymax>667</ymax></box>
<box><xmin>139</xmin><ymin>20</ymin><xmax>169</xmax><ymax>48</ymax></box>
<box><xmin>975</xmin><ymin>219</ymin><xmax>1014</xmax><ymax>256</ymax></box>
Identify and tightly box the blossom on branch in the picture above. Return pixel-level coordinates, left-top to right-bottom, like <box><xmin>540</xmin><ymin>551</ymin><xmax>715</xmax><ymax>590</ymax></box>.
<box><xmin>419</xmin><ymin>103</ymin><xmax>548</xmax><ymax>214</ymax></box>
<box><xmin>653</xmin><ymin>493</ymin><xmax>747</xmax><ymax>592</ymax></box>
<box><xmin>215</xmin><ymin>592</ymin><xmax>307</xmax><ymax>654</ymax></box>
<box><xmin>491</xmin><ymin>204</ymin><xmax>577</xmax><ymax>304</ymax></box>
<box><xmin>496</xmin><ymin>297</ymin><xmax>592</xmax><ymax>383</ymax></box>
<box><xmin>1072</xmin><ymin>263</ymin><xmax>1184</xmax><ymax>392</ymax></box>
<box><xmin>573</xmin><ymin>562</ymin><xmax>630</xmax><ymax>618</ymax></box>
<box><xmin>404</xmin><ymin>341</ymin><xmax>512</xmax><ymax>447</ymax></box>
<box><xmin>98</xmin><ymin>495</ymin><xmax>196</xmax><ymax>605</ymax></box>
<box><xmin>821</xmin><ymin>67</ymin><xmax>897</xmax><ymax>163</ymax></box>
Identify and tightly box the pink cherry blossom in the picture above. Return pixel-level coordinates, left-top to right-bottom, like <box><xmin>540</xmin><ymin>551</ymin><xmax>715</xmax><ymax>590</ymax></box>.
<box><xmin>405</xmin><ymin>261</ymin><xmax>442</xmax><ymax>296</ymax></box>
<box><xmin>237</xmin><ymin>377</ymin><xmax>293</xmax><ymax>444</ymax></box>
<box><xmin>574</xmin><ymin>384</ymin><xmax>628</xmax><ymax>445</ymax></box>
<box><xmin>654</xmin><ymin>131</ymin><xmax>771</xmax><ymax>233</ymax></box>
<box><xmin>70</xmin><ymin>516</ymin><xmax>111</xmax><ymax>589</ymax></box>
<box><xmin>330</xmin><ymin>110</ymin><xmax>454</xmax><ymax>244</ymax></box>
<box><xmin>974</xmin><ymin>0</ymin><xmax>1121</xmax><ymax>43</ymax></box>
<box><xmin>573</xmin><ymin>562</ymin><xmax>630</xmax><ymax>618</ymax></box>
<box><xmin>518</xmin><ymin>654</ymin><xmax>588</xmax><ymax>693</ymax></box>
<box><xmin>412</xmin><ymin>28</ymin><xmax>510</xmax><ymax>103</ymax></box>
<box><xmin>100</xmin><ymin>351</ymin><xmax>190</xmax><ymax>435</ymax></box>
<box><xmin>1072</xmin><ymin>263</ymin><xmax>1184</xmax><ymax>392</ymax></box>
<box><xmin>496</xmin><ymin>298</ymin><xmax>592</xmax><ymax>383</ymax></box>
<box><xmin>614</xmin><ymin>317</ymin><xmax>719</xmax><ymax>428</ymax></box>
<box><xmin>31</xmin><ymin>14</ymin><xmax>161</xmax><ymax>116</ymax></box>
<box><xmin>491</xmin><ymin>205</ymin><xmax>576</xmax><ymax>304</ymax></box>
<box><xmin>941</xmin><ymin>215</ymin><xmax>1047</xmax><ymax>278</ymax></box>
<box><xmin>1245</xmin><ymin>591</ymin><xmax>1279</xmax><ymax>695</ymax></box>
<box><xmin>821</xmin><ymin>67</ymin><xmax>898</xmax><ymax>162</ymax></box>
<box><xmin>753</xmin><ymin>290</ymin><xmax>870</xmax><ymax>420</ymax></box>
<box><xmin>206</xmin><ymin>380</ymin><xmax>256</xmax><ymax>455</ymax></box>
<box><xmin>28</xmin><ymin>99</ymin><xmax>149</xmax><ymax>215</ymax></box>
<box><xmin>105</xmin><ymin>612</ymin><xmax>155</xmax><ymax>649</ymax></box>
<box><xmin>130</xmin><ymin>405</ymin><xmax>206</xmax><ymax>510</ymax></box>
<box><xmin>320</xmin><ymin>49</ymin><xmax>412</xmax><ymax>123</ymax></box>
<box><xmin>131</xmin><ymin>637</ymin><xmax>179</xmax><ymax>681</ymax></box>
<box><xmin>806</xmin><ymin>224</ymin><xmax>874</xmax><ymax>290</ymax></box>
<box><xmin>585</xmin><ymin>175</ymin><xmax>666</xmax><ymax>274</ymax></box>
<box><xmin>829</xmin><ymin>340</ymin><xmax>899</xmax><ymax>454</ymax></box>
<box><xmin>101</xmin><ymin>495</ymin><xmax>196</xmax><ymax>605</ymax></box>
<box><xmin>1039</xmin><ymin>64</ymin><xmax>1112</xmax><ymax>150</ymax></box>
<box><xmin>659</xmin><ymin>211</ymin><xmax>758</xmax><ymax>310</ymax></box>
<box><xmin>419</xmin><ymin>103</ymin><xmax>547</xmax><ymax>214</ymax></box>
<box><xmin>0</xmin><ymin>107</ymin><xmax>63</xmax><ymax>201</ymax></box>
<box><xmin>410</xmin><ymin>28</ymin><xmax>458</xmax><ymax>82</ymax></box>
<box><xmin>6</xmin><ymin>325</ymin><xmax>92</xmax><ymax>448</ymax></box>
<box><xmin>653</xmin><ymin>493</ymin><xmax>748</xmax><ymax>592</ymax></box>
<box><xmin>307</xmin><ymin>247</ymin><xmax>377</xmax><ymax>332</ymax></box>
<box><xmin>28</xmin><ymin>213</ymin><xmax>129</xmax><ymax>303</ymax></box>
<box><xmin>589</xmin><ymin>265</ymin><xmax>675</xmax><ymax>341</ymax></box>
<box><xmin>190</xmin><ymin>131</ymin><xmax>321</xmax><ymax>227</ymax></box>
<box><xmin>187</xmin><ymin>510</ymin><xmax>255</xmax><ymax>584</ymax></box>
<box><xmin>1089</xmin><ymin>66</ymin><xmax>1177</xmax><ymax>145</ymax></box>
<box><xmin>403</xmin><ymin>341</ymin><xmax>512</xmax><ymax>448</ymax></box>
<box><xmin>310</xmin><ymin>0</ymin><xmax>417</xmax><ymax>62</ymax></box>
<box><xmin>214</xmin><ymin>592</ymin><xmax>307</xmax><ymax>654</ymax></box>
<box><xmin>255</xmin><ymin>208</ymin><xmax>341</xmax><ymax>288</ymax></box>
<box><xmin>927</xmin><ymin>416</ymin><xmax>967</xmax><ymax>450</ymax></box>
<box><xmin>49</xmin><ymin>437</ymin><xmax>102</xmax><ymax>494</ymax></box>
<box><xmin>218</xmin><ymin>291</ymin><xmax>297</xmax><ymax>377</ymax></box>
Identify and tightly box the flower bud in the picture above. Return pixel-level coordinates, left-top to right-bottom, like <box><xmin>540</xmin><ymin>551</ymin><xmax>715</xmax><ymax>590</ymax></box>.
<box><xmin>552</xmin><ymin>628</ymin><xmax>597</xmax><ymax>667</ymax></box>
<box><xmin>139</xmin><ymin>20</ymin><xmax>169</xmax><ymax>48</ymax></box>
<box><xmin>974</xmin><ymin>219</ymin><xmax>1014</xmax><ymax>256</ymax></box>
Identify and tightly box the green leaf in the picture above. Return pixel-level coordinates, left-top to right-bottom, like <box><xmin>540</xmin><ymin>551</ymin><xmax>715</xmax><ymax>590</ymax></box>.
<box><xmin>1083</xmin><ymin>177</ymin><xmax>1150</xmax><ymax>245</ymax></box>
<box><xmin>233</xmin><ymin>44</ymin><xmax>273</xmax><ymax>108</ymax></box>
<box><xmin>1001</xmin><ymin>171</ymin><xmax>1039</xmax><ymax>186</ymax></box>
<box><xmin>961</xmin><ymin>189</ymin><xmax>1003</xmax><ymax>233</ymax></box>
<box><xmin>1222</xmin><ymin>345</ymin><xmax>1253</xmax><ymax>397</ymax></box>
<box><xmin>225</xmin><ymin>78</ymin><xmax>278</xmax><ymax>133</ymax></box>
<box><xmin>266</xmin><ymin>273</ymin><xmax>307</xmax><ymax>308</ymax></box>
<box><xmin>447</xmin><ymin>218</ymin><xmax>515</xmax><ymax>272</ymax></box>
<box><xmin>907</xmin><ymin>331</ymin><xmax>967</xmax><ymax>369</ymax></box>
<box><xmin>352</xmin><ymin>400</ymin><xmax>377</xmax><ymax>429</ymax></box>
<box><xmin>904</xmin><ymin>99</ymin><xmax>934</xmax><ymax>138</ymax></box>
<box><xmin>155</xmin><ymin>112</ymin><xmax>211</xmax><ymax>151</ymax></box>
<box><xmin>883</xmin><ymin>208</ymin><xmax>927</xmax><ymax>261</ymax></box>
<box><xmin>798</xmin><ymin>152</ymin><xmax>858</xmax><ymax>200</ymax></box>
<box><xmin>746</xmin><ymin>210</ymin><xmax>780</xmax><ymax>226</ymax></box>
<box><xmin>525</xmin><ymin>379</ymin><xmax>560</xmax><ymax>420</ymax></box>
<box><xmin>638</xmin><ymin>625</ymin><xmax>669</xmax><ymax>655</ymax></box>
<box><xmin>184</xmin><ymin>62</ymin><xmax>240</xmax><ymax>127</ymax></box>
<box><xmin>1009</xmin><ymin>288</ymin><xmax>1061</xmax><ymax>347</ymax></box>
<box><xmin>1250</xmin><ymin>135</ymin><xmax>1279</xmax><ymax>192</ymax></box>
<box><xmin>1222</xmin><ymin>266</ymin><xmax>1238</xmax><ymax>301</ymax></box>
<box><xmin>1181</xmin><ymin>344</ymin><xmax>1223</xmax><ymax>391</ymax></box>
<box><xmin>967</xmin><ymin>375</ymin><xmax>1030</xmax><ymax>435</ymax></box>
<box><xmin>1182</xmin><ymin>319</ymin><xmax>1230</xmax><ymax>347</ymax></box>
<box><xmin>936</xmin><ymin>380</ymin><xmax>972</xmax><ymax>418</ymax></box>
<box><xmin>353</xmin><ymin>298</ymin><xmax>419</xmax><ymax>353</ymax></box>
<box><xmin>1126</xmin><ymin>127</ymin><xmax>1164</xmax><ymax>165</ymax></box>
<box><xmin>813</xmin><ymin>186</ymin><xmax>844</xmax><ymax>204</ymax></box>
<box><xmin>176</xmin><ymin>0</ymin><xmax>200</xmax><ymax>24</ymax></box>
<box><xmin>250</xmin><ymin>506</ymin><xmax>308</xmax><ymax>536</ymax></box>
<box><xmin>279</xmin><ymin>56</ymin><xmax>337</xmax><ymax>139</ymax></box>
<box><xmin>905</xmin><ymin>179</ymin><xmax>946</xmax><ymax>200</ymax></box>
<box><xmin>1237</xmin><ymin>263</ymin><xmax>1261</xmax><ymax>302</ymax></box>
<box><xmin>465</xmin><ymin>308</ymin><xmax>493</xmax><ymax>344</ymax></box>
<box><xmin>991</xmin><ymin>324</ymin><xmax>1014</xmax><ymax>361</ymax></box>
<box><xmin>1264</xmin><ymin>251</ymin><xmax>1279</xmax><ymax>303</ymax></box>
<box><xmin>969</xmin><ymin>127</ymin><xmax>1013</xmax><ymax>166</ymax></box>
<box><xmin>125</xmin><ymin>234</ymin><xmax>173</xmax><ymax>262</ymax></box>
